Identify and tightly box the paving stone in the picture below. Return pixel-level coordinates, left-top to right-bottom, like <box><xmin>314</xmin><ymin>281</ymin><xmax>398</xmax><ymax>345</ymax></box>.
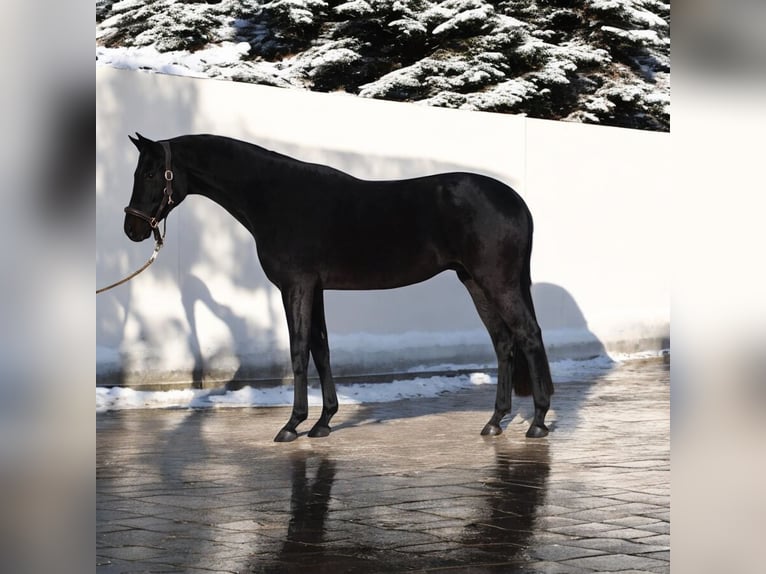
<box><xmin>534</xmin><ymin>516</ymin><xmax>586</xmax><ymax>530</ymax></box>
<box><xmin>563</xmin><ymin>553</ymin><xmax>669</xmax><ymax>572</ymax></box>
<box><xmin>640</xmin><ymin>509</ymin><xmax>670</xmax><ymax>522</ymax></box>
<box><xmin>641</xmin><ymin>521</ymin><xmax>670</xmax><ymax>535</ymax></box>
<box><xmin>537</xmin><ymin>503</ymin><xmax>579</xmax><ymax>516</ymax></box>
<box><xmin>530</xmin><ymin>531</ymin><xmax>583</xmax><ymax>546</ymax></box>
<box><xmin>97</xmin><ymin>359</ymin><xmax>669</xmax><ymax>572</ymax></box>
<box><xmin>640</xmin><ymin>550</ymin><xmax>671</xmax><ymax>562</ymax></box>
<box><xmin>604</xmin><ymin>515</ymin><xmax>662</xmax><ymax>528</ymax></box>
<box><xmin>523</xmin><ymin>560</ymin><xmax>593</xmax><ymax>573</ymax></box>
<box><xmin>547</xmin><ymin>521</ymin><xmax>621</xmax><ymax>537</ymax></box>
<box><xmin>99</xmin><ymin>544</ymin><xmax>167</xmax><ymax>561</ymax></box>
<box><xmin>561</xmin><ymin>507</ymin><xmax>634</xmax><ymax>522</ymax></box>
<box><xmin>637</xmin><ymin>533</ymin><xmax>671</xmax><ymax>546</ymax></box>
<box><xmin>600</xmin><ymin>527</ymin><xmax>659</xmax><ymax>539</ymax></box>
<box><xmin>607</xmin><ymin>502</ymin><xmax>668</xmax><ymax>516</ymax></box>
<box><xmin>572</xmin><ymin>537</ymin><xmax>669</xmax><ymax>555</ymax></box>
<box><xmin>528</xmin><ymin>543</ymin><xmax>605</xmax><ymax>561</ymax></box>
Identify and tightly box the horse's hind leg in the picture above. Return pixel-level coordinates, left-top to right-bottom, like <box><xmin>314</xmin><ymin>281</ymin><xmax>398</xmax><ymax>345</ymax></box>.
<box><xmin>459</xmin><ymin>272</ymin><xmax>514</xmax><ymax>436</ymax></box>
<box><xmin>513</xmin><ymin>326</ymin><xmax>552</xmax><ymax>437</ymax></box>
<box><xmin>474</xmin><ymin>275</ymin><xmax>553</xmax><ymax>438</ymax></box>
<box><xmin>503</xmin><ymin>296</ymin><xmax>553</xmax><ymax>437</ymax></box>
<box><xmin>308</xmin><ymin>287</ymin><xmax>338</xmax><ymax>438</ymax></box>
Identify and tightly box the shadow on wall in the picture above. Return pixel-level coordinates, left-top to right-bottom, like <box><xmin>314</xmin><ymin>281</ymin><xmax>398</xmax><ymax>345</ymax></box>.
<box><xmin>173</xmin><ymin>278</ymin><xmax>607</xmax><ymax>387</ymax></box>
<box><xmin>180</xmin><ymin>273</ymin><xmax>287</xmax><ymax>386</ymax></box>
<box><xmin>532</xmin><ymin>282</ymin><xmax>606</xmax><ymax>361</ymax></box>
<box><xmin>97</xmin><ymin>71</ymin><xmax>200</xmax><ymax>384</ymax></box>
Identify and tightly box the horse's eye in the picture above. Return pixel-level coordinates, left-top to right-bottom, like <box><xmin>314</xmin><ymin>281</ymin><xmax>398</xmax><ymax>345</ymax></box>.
<box><xmin>145</xmin><ymin>172</ymin><xmax>154</xmax><ymax>179</ymax></box>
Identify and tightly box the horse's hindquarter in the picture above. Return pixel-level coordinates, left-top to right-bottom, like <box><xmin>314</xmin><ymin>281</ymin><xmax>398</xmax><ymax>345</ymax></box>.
<box><xmin>257</xmin><ymin>170</ymin><xmax>527</xmax><ymax>290</ymax></box>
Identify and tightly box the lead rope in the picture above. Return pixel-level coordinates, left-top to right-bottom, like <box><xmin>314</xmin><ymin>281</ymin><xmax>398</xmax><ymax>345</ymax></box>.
<box><xmin>96</xmin><ymin>221</ymin><xmax>165</xmax><ymax>295</ymax></box>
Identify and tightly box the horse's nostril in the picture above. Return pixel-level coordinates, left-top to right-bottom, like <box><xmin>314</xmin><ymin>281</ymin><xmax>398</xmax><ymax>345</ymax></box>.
<box><xmin>125</xmin><ymin>220</ymin><xmax>140</xmax><ymax>240</ymax></box>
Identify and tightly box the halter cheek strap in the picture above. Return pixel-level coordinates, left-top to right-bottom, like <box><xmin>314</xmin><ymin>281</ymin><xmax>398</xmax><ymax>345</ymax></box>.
<box><xmin>124</xmin><ymin>141</ymin><xmax>175</xmax><ymax>245</ymax></box>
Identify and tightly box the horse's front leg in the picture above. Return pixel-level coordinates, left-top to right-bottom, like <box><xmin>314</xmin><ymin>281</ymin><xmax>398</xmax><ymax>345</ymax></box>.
<box><xmin>274</xmin><ymin>279</ymin><xmax>315</xmax><ymax>443</ymax></box>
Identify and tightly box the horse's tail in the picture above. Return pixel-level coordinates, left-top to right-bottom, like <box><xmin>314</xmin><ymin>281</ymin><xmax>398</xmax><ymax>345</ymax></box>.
<box><xmin>511</xmin><ymin>206</ymin><xmax>553</xmax><ymax>396</ymax></box>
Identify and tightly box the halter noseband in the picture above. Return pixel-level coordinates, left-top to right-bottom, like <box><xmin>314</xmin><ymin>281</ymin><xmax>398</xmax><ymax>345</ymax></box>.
<box><xmin>124</xmin><ymin>141</ymin><xmax>175</xmax><ymax>245</ymax></box>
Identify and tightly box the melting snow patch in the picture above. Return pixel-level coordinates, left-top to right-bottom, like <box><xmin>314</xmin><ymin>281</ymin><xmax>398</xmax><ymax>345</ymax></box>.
<box><xmin>96</xmin><ymin>351</ymin><xmax>663</xmax><ymax>412</ymax></box>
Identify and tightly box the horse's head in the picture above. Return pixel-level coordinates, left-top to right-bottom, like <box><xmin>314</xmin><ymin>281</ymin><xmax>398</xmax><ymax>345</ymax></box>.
<box><xmin>124</xmin><ymin>133</ymin><xmax>180</xmax><ymax>242</ymax></box>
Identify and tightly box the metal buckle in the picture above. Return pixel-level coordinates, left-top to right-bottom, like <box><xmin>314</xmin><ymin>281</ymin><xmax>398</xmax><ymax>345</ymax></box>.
<box><xmin>165</xmin><ymin>170</ymin><xmax>174</xmax><ymax>181</ymax></box>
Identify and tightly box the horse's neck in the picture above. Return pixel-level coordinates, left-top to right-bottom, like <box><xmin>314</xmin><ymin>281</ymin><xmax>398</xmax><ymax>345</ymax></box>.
<box><xmin>182</xmin><ymin>139</ymin><xmax>277</xmax><ymax>234</ymax></box>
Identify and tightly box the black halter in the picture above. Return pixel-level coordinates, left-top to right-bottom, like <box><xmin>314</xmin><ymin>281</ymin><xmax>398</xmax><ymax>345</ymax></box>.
<box><xmin>124</xmin><ymin>141</ymin><xmax>174</xmax><ymax>244</ymax></box>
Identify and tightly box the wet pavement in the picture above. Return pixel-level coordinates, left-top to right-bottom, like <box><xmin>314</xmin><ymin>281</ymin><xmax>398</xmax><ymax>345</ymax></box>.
<box><xmin>97</xmin><ymin>358</ymin><xmax>669</xmax><ymax>573</ymax></box>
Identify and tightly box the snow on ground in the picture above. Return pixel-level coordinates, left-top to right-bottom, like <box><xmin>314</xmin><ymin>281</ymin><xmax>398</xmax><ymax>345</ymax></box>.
<box><xmin>95</xmin><ymin>350</ymin><xmax>666</xmax><ymax>412</ymax></box>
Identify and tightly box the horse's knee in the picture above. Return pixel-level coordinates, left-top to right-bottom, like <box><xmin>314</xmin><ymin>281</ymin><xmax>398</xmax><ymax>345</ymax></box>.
<box><xmin>291</xmin><ymin>357</ymin><xmax>309</xmax><ymax>379</ymax></box>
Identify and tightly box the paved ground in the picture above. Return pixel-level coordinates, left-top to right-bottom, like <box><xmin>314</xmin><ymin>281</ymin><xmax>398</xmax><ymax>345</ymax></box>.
<box><xmin>97</xmin><ymin>358</ymin><xmax>669</xmax><ymax>573</ymax></box>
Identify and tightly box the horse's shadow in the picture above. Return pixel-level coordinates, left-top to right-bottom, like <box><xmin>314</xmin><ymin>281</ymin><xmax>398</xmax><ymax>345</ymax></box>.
<box><xmin>250</xmin><ymin>439</ymin><xmax>550</xmax><ymax>571</ymax></box>
<box><xmin>460</xmin><ymin>439</ymin><xmax>550</xmax><ymax>563</ymax></box>
<box><xmin>181</xmin><ymin>274</ymin><xmax>263</xmax><ymax>387</ymax></box>
<box><xmin>278</xmin><ymin>454</ymin><xmax>336</xmax><ymax>556</ymax></box>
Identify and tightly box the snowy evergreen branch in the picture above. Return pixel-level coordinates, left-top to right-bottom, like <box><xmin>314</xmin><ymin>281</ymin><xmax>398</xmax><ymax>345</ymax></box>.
<box><xmin>96</xmin><ymin>0</ymin><xmax>670</xmax><ymax>131</ymax></box>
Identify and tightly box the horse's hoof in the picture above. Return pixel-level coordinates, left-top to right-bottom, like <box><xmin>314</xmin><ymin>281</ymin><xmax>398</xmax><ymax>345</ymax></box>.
<box><xmin>481</xmin><ymin>423</ymin><xmax>503</xmax><ymax>436</ymax></box>
<box><xmin>274</xmin><ymin>428</ymin><xmax>299</xmax><ymax>442</ymax></box>
<box><xmin>526</xmin><ymin>424</ymin><xmax>549</xmax><ymax>438</ymax></box>
<box><xmin>308</xmin><ymin>424</ymin><xmax>331</xmax><ymax>438</ymax></box>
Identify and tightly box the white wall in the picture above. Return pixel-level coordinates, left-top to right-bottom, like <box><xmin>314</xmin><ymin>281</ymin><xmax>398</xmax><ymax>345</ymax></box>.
<box><xmin>96</xmin><ymin>67</ymin><xmax>670</xmax><ymax>387</ymax></box>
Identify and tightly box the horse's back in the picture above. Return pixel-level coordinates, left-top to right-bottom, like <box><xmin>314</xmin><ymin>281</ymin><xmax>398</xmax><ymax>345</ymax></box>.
<box><xmin>256</xmin><ymin>165</ymin><xmax>531</xmax><ymax>289</ymax></box>
<box><xmin>329</xmin><ymin>171</ymin><xmax>528</xmax><ymax>229</ymax></box>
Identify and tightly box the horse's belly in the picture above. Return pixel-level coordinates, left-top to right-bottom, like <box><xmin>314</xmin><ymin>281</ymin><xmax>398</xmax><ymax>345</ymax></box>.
<box><xmin>320</xmin><ymin>248</ymin><xmax>448</xmax><ymax>290</ymax></box>
<box><xmin>323</xmin><ymin>269</ymin><xmax>443</xmax><ymax>290</ymax></box>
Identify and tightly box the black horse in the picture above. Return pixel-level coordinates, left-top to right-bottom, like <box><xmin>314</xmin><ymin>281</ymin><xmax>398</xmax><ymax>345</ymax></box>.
<box><xmin>123</xmin><ymin>133</ymin><xmax>554</xmax><ymax>442</ymax></box>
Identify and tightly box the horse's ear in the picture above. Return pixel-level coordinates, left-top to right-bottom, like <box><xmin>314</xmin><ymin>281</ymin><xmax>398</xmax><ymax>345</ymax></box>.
<box><xmin>130</xmin><ymin>132</ymin><xmax>155</xmax><ymax>151</ymax></box>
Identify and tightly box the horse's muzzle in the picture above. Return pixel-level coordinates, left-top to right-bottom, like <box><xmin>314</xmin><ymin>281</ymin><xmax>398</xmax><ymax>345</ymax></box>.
<box><xmin>124</xmin><ymin>213</ymin><xmax>152</xmax><ymax>242</ymax></box>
